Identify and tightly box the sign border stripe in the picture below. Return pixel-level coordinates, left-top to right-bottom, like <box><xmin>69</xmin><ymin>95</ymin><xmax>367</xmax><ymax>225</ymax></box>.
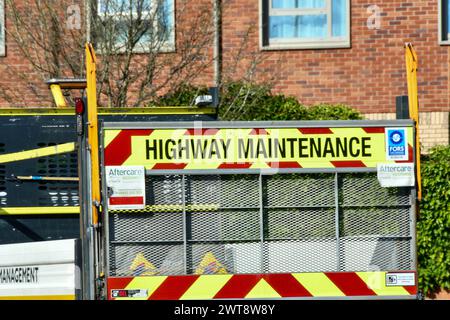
<box><xmin>292</xmin><ymin>273</ymin><xmax>345</xmax><ymax>297</ymax></box>
<box><xmin>213</xmin><ymin>274</ymin><xmax>261</xmax><ymax>299</ymax></box>
<box><xmin>298</xmin><ymin>128</ymin><xmax>333</xmax><ymax>134</ymax></box>
<box><xmin>104</xmin><ymin>129</ymin><xmax>153</xmax><ymax>166</ymax></box>
<box><xmin>264</xmin><ymin>273</ymin><xmax>312</xmax><ymax>297</ymax></box>
<box><xmin>325</xmin><ymin>272</ymin><xmax>376</xmax><ymax>296</ymax></box>
<box><xmin>149</xmin><ymin>275</ymin><xmax>199</xmax><ymax>300</ymax></box>
<box><xmin>331</xmin><ymin>160</ymin><xmax>366</xmax><ymax>168</ymax></box>
<box><xmin>180</xmin><ymin>275</ymin><xmax>233</xmax><ymax>300</ymax></box>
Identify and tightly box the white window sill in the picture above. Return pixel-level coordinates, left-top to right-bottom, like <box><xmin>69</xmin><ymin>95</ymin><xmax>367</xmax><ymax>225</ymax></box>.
<box><xmin>261</xmin><ymin>40</ymin><xmax>350</xmax><ymax>51</ymax></box>
<box><xmin>96</xmin><ymin>43</ymin><xmax>176</xmax><ymax>55</ymax></box>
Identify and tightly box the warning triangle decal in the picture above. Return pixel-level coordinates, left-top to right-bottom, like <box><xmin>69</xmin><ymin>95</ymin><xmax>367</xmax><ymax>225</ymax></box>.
<box><xmin>195</xmin><ymin>251</ymin><xmax>228</xmax><ymax>275</ymax></box>
<box><xmin>130</xmin><ymin>253</ymin><xmax>158</xmax><ymax>276</ymax></box>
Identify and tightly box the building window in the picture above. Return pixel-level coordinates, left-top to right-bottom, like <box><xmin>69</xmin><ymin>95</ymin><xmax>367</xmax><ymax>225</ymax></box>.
<box><xmin>0</xmin><ymin>0</ymin><xmax>5</xmax><ymax>56</ymax></box>
<box><xmin>440</xmin><ymin>0</ymin><xmax>450</xmax><ymax>44</ymax></box>
<box><xmin>97</xmin><ymin>0</ymin><xmax>175</xmax><ymax>52</ymax></box>
<box><xmin>261</xmin><ymin>0</ymin><xmax>350</xmax><ymax>50</ymax></box>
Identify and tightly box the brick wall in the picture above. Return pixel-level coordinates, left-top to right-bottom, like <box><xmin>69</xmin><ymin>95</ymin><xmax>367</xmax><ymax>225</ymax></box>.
<box><xmin>0</xmin><ymin>0</ymin><xmax>86</xmax><ymax>108</ymax></box>
<box><xmin>222</xmin><ymin>0</ymin><xmax>450</xmax><ymax>114</ymax></box>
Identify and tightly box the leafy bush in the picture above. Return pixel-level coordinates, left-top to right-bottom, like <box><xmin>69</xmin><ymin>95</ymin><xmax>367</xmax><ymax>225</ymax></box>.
<box><xmin>156</xmin><ymin>84</ymin><xmax>209</xmax><ymax>106</ymax></box>
<box><xmin>217</xmin><ymin>81</ymin><xmax>307</xmax><ymax>121</ymax></box>
<box><xmin>155</xmin><ymin>81</ymin><xmax>361</xmax><ymax>121</ymax></box>
<box><xmin>417</xmin><ymin>145</ymin><xmax>450</xmax><ymax>296</ymax></box>
<box><xmin>304</xmin><ymin>103</ymin><xmax>363</xmax><ymax>120</ymax></box>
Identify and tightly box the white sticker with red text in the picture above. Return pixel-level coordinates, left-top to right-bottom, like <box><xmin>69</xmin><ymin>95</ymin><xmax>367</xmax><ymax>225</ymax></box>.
<box><xmin>106</xmin><ymin>166</ymin><xmax>145</xmax><ymax>210</ymax></box>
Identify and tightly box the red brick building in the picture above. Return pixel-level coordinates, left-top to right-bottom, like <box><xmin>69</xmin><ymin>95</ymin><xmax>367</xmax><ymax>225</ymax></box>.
<box><xmin>0</xmin><ymin>0</ymin><xmax>448</xmax><ymax>150</ymax></box>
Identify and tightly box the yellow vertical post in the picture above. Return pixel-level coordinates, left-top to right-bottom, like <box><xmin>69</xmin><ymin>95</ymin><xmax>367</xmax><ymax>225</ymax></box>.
<box><xmin>404</xmin><ymin>43</ymin><xmax>422</xmax><ymax>201</ymax></box>
<box><xmin>86</xmin><ymin>43</ymin><xmax>100</xmax><ymax>225</ymax></box>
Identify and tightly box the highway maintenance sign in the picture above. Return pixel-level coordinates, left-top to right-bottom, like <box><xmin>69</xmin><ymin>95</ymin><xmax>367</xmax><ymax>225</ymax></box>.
<box><xmin>102</xmin><ymin>120</ymin><xmax>418</xmax><ymax>301</ymax></box>
<box><xmin>103</xmin><ymin>122</ymin><xmax>414</xmax><ymax>171</ymax></box>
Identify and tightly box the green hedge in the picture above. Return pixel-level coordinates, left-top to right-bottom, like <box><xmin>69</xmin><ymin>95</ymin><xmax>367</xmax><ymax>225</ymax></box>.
<box><xmin>155</xmin><ymin>82</ymin><xmax>362</xmax><ymax>121</ymax></box>
<box><xmin>218</xmin><ymin>82</ymin><xmax>362</xmax><ymax>121</ymax></box>
<box><xmin>303</xmin><ymin>103</ymin><xmax>362</xmax><ymax>120</ymax></box>
<box><xmin>156</xmin><ymin>84</ymin><xmax>209</xmax><ymax>107</ymax></box>
<box><xmin>418</xmin><ymin>145</ymin><xmax>450</xmax><ymax>296</ymax></box>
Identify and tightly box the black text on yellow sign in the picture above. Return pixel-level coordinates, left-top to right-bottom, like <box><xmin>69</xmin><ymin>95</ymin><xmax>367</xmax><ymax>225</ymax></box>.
<box><xmin>145</xmin><ymin>136</ymin><xmax>373</xmax><ymax>161</ymax></box>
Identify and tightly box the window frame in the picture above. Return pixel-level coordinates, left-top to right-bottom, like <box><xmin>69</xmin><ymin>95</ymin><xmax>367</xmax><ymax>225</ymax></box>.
<box><xmin>260</xmin><ymin>0</ymin><xmax>351</xmax><ymax>50</ymax></box>
<box><xmin>96</xmin><ymin>0</ymin><xmax>175</xmax><ymax>54</ymax></box>
<box><xmin>439</xmin><ymin>0</ymin><xmax>450</xmax><ymax>45</ymax></box>
<box><xmin>0</xmin><ymin>0</ymin><xmax>5</xmax><ymax>57</ymax></box>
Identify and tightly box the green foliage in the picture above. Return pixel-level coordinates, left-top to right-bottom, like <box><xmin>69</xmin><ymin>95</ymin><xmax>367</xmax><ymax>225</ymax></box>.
<box><xmin>304</xmin><ymin>103</ymin><xmax>363</xmax><ymax>120</ymax></box>
<box><xmin>156</xmin><ymin>84</ymin><xmax>209</xmax><ymax>106</ymax></box>
<box><xmin>218</xmin><ymin>81</ymin><xmax>308</xmax><ymax>121</ymax></box>
<box><xmin>155</xmin><ymin>81</ymin><xmax>361</xmax><ymax>121</ymax></box>
<box><xmin>417</xmin><ymin>145</ymin><xmax>450</xmax><ymax>296</ymax></box>
<box><xmin>218</xmin><ymin>82</ymin><xmax>362</xmax><ymax>121</ymax></box>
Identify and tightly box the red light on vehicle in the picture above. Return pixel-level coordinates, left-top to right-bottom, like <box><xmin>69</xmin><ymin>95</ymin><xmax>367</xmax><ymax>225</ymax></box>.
<box><xmin>75</xmin><ymin>98</ymin><xmax>85</xmax><ymax>115</ymax></box>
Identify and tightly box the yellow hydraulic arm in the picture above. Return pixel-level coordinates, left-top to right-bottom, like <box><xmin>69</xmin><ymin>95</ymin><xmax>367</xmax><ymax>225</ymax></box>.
<box><xmin>46</xmin><ymin>78</ymin><xmax>87</xmax><ymax>108</ymax></box>
<box><xmin>404</xmin><ymin>43</ymin><xmax>422</xmax><ymax>201</ymax></box>
<box><xmin>86</xmin><ymin>43</ymin><xmax>101</xmax><ymax>226</ymax></box>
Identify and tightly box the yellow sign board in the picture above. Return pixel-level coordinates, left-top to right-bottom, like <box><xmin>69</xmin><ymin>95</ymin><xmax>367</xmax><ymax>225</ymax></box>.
<box><xmin>104</xmin><ymin>126</ymin><xmax>414</xmax><ymax>170</ymax></box>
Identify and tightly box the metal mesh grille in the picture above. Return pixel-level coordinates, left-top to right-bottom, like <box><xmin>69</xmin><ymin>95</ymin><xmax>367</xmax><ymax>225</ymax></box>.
<box><xmin>264</xmin><ymin>240</ymin><xmax>337</xmax><ymax>273</ymax></box>
<box><xmin>341</xmin><ymin>208</ymin><xmax>410</xmax><ymax>237</ymax></box>
<box><xmin>190</xmin><ymin>210</ymin><xmax>260</xmax><ymax>241</ymax></box>
<box><xmin>186</xmin><ymin>175</ymin><xmax>260</xmax><ymax>208</ymax></box>
<box><xmin>110</xmin><ymin>244</ymin><xmax>184</xmax><ymax>276</ymax></box>
<box><xmin>108</xmin><ymin>172</ymin><xmax>415</xmax><ymax>277</ymax></box>
<box><xmin>111</xmin><ymin>212</ymin><xmax>183</xmax><ymax>242</ymax></box>
<box><xmin>266</xmin><ymin>208</ymin><xmax>335</xmax><ymax>240</ymax></box>
<box><xmin>146</xmin><ymin>175</ymin><xmax>183</xmax><ymax>206</ymax></box>
<box><xmin>265</xmin><ymin>174</ymin><xmax>335</xmax><ymax>207</ymax></box>
<box><xmin>341</xmin><ymin>173</ymin><xmax>411</xmax><ymax>206</ymax></box>
<box><xmin>188</xmin><ymin>242</ymin><xmax>261</xmax><ymax>274</ymax></box>
<box><xmin>338</xmin><ymin>172</ymin><xmax>412</xmax><ymax>272</ymax></box>
<box><xmin>339</xmin><ymin>239</ymin><xmax>412</xmax><ymax>271</ymax></box>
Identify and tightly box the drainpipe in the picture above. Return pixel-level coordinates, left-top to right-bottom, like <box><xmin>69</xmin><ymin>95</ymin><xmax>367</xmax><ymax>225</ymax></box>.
<box><xmin>213</xmin><ymin>0</ymin><xmax>222</xmax><ymax>87</ymax></box>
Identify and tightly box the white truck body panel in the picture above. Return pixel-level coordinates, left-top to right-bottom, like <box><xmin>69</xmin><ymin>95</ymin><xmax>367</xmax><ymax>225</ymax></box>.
<box><xmin>0</xmin><ymin>239</ymin><xmax>79</xmax><ymax>299</ymax></box>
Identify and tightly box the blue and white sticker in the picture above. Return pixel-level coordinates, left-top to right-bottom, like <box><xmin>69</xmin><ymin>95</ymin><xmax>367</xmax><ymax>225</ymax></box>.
<box><xmin>386</xmin><ymin>272</ymin><xmax>416</xmax><ymax>287</ymax></box>
<box><xmin>385</xmin><ymin>128</ymin><xmax>408</xmax><ymax>161</ymax></box>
